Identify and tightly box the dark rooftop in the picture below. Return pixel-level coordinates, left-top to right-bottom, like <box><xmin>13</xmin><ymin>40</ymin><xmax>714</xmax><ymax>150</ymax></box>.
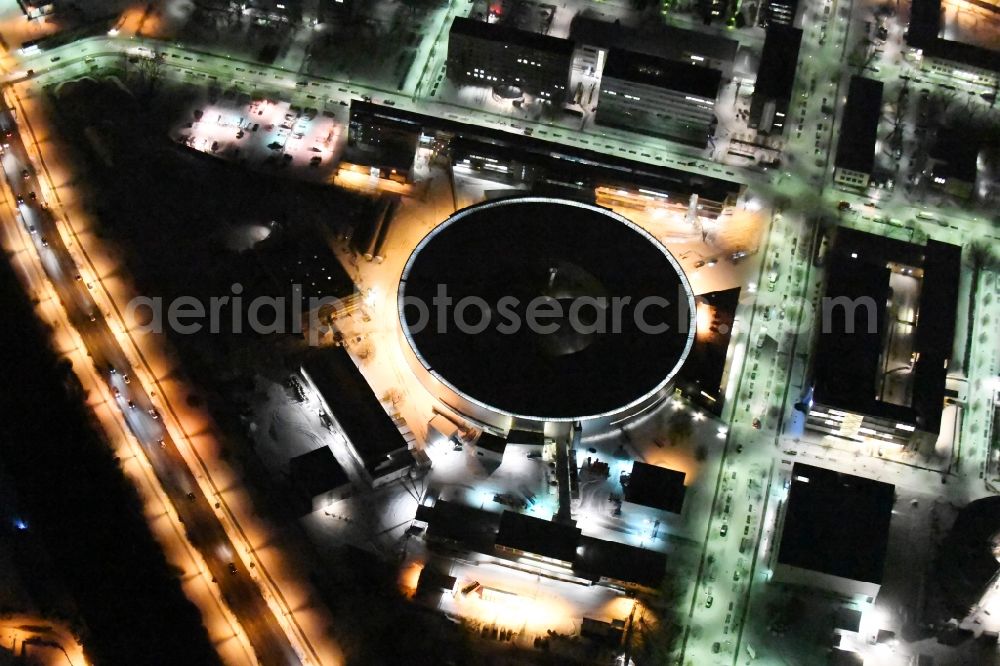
<box><xmin>907</xmin><ymin>0</ymin><xmax>1000</xmax><ymax>73</ymax></box>
<box><xmin>450</xmin><ymin>16</ymin><xmax>575</xmax><ymax>55</ymax></box>
<box><xmin>416</xmin><ymin>567</ymin><xmax>457</xmax><ymax>596</ymax></box>
<box><xmin>623</xmin><ymin>462</ymin><xmax>686</xmax><ymax>513</ymax></box>
<box><xmin>351</xmin><ymin>100</ymin><xmax>744</xmax><ymax>205</ymax></box>
<box><xmin>834</xmin><ymin>76</ymin><xmax>883</xmax><ymax>174</ymax></box>
<box><xmin>569</xmin><ymin>15</ymin><xmax>738</xmax><ymax>65</ymax></box>
<box><xmin>400</xmin><ymin>197</ymin><xmax>694</xmax><ymax>421</ymax></box>
<box><xmin>812</xmin><ymin>228</ymin><xmax>960</xmax><ymax>434</ymax></box>
<box><xmin>930</xmin><ymin>126</ymin><xmax>981</xmax><ymax>182</ymax></box>
<box><xmin>301</xmin><ymin>348</ymin><xmax>409</xmax><ymax>476</ymax></box>
<box><xmin>676</xmin><ymin>287</ymin><xmax>740</xmax><ymax>415</ymax></box>
<box><xmin>777</xmin><ymin>463</ymin><xmax>894</xmax><ymax>584</ymax></box>
<box><xmin>496</xmin><ymin>511</ymin><xmax>581</xmax><ymax>562</ymax></box>
<box><xmin>602</xmin><ymin>48</ymin><xmax>722</xmax><ymax>99</ymax></box>
<box><xmin>475</xmin><ymin>432</ymin><xmax>508</xmax><ymax>455</ymax></box>
<box><xmin>289</xmin><ymin>446</ymin><xmax>349</xmax><ymax>498</ymax></box>
<box><xmin>416</xmin><ymin>500</ymin><xmax>502</xmax><ymax>552</ymax></box>
<box><xmin>754</xmin><ymin>25</ymin><xmax>803</xmax><ymax>102</ymax></box>
<box><xmin>575</xmin><ymin>536</ymin><xmax>667</xmax><ymax>588</ymax></box>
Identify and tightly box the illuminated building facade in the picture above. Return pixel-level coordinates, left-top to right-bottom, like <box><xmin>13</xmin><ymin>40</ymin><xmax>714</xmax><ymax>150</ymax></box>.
<box><xmin>595</xmin><ymin>49</ymin><xmax>721</xmax><ymax>148</ymax></box>
<box><xmin>446</xmin><ymin>17</ymin><xmax>572</xmax><ymax>102</ymax></box>
<box><xmin>750</xmin><ymin>26</ymin><xmax>803</xmax><ymax>136</ymax></box>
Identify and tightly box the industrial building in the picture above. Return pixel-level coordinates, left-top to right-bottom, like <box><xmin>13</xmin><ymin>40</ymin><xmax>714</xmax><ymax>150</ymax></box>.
<box><xmin>762</xmin><ymin>0</ymin><xmax>801</xmax><ymax>26</ymax></box>
<box><xmin>805</xmin><ymin>227</ymin><xmax>961</xmax><ymax>450</ymax></box>
<box><xmin>446</xmin><ymin>17</ymin><xmax>573</xmax><ymax>102</ymax></box>
<box><xmin>833</xmin><ymin>76</ymin><xmax>883</xmax><ymax>188</ymax></box>
<box><xmin>750</xmin><ymin>25</ymin><xmax>803</xmax><ymax>135</ymax></box>
<box><xmin>301</xmin><ymin>348</ymin><xmax>415</xmax><ymax>487</ymax></box>
<box><xmin>595</xmin><ymin>49</ymin><xmax>721</xmax><ymax>148</ymax></box>
<box><xmin>773</xmin><ymin>463</ymin><xmax>895</xmax><ymax>601</ymax></box>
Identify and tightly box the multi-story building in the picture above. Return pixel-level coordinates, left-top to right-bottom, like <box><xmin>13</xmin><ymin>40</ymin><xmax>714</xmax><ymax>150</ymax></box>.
<box><xmin>446</xmin><ymin>17</ymin><xmax>572</xmax><ymax>102</ymax></box>
<box><xmin>833</xmin><ymin>76</ymin><xmax>883</xmax><ymax>188</ymax></box>
<box><xmin>595</xmin><ymin>49</ymin><xmax>721</xmax><ymax>147</ymax></box>
<box><xmin>805</xmin><ymin>228</ymin><xmax>961</xmax><ymax>450</ymax></box>
<box><xmin>569</xmin><ymin>15</ymin><xmax>739</xmax><ymax>79</ymax></box>
<box><xmin>750</xmin><ymin>25</ymin><xmax>803</xmax><ymax>135</ymax></box>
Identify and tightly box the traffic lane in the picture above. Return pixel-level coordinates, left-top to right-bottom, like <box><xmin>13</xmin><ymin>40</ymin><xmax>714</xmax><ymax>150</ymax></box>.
<box><xmin>0</xmin><ymin>117</ymin><xmax>300</xmax><ymax>664</ymax></box>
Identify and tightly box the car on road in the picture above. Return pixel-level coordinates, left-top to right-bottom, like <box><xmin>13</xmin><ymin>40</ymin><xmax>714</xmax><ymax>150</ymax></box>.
<box><xmin>720</xmin><ymin>524</ymin><xmax>728</xmax><ymax>537</ymax></box>
<box><xmin>27</xmin><ymin>191</ymin><xmax>35</xmax><ymax>201</ymax></box>
<box><xmin>705</xmin><ymin>595</ymin><xmax>714</xmax><ymax>608</ymax></box>
<box><xmin>227</xmin><ymin>562</ymin><xmax>238</xmax><ymax>575</ymax></box>
<box><xmin>148</xmin><ymin>408</ymin><xmax>159</xmax><ymax>420</ymax></box>
<box><xmin>20</xmin><ymin>168</ymin><xmax>29</xmax><ymax>180</ymax></box>
<box><xmin>127</xmin><ymin>400</ymin><xmax>136</xmax><ymax>410</ymax></box>
<box><xmin>15</xmin><ymin>195</ymin><xmax>23</xmax><ymax>205</ymax></box>
<box><xmin>40</xmin><ymin>236</ymin><xmax>48</xmax><ymax>247</ymax></box>
<box><xmin>752</xmin><ymin>418</ymin><xmax>762</xmax><ymax>429</ymax></box>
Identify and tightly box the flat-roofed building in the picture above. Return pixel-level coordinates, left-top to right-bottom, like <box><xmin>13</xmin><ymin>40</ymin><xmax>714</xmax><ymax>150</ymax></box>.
<box><xmin>289</xmin><ymin>446</ymin><xmax>351</xmax><ymax>514</ymax></box>
<box><xmin>750</xmin><ymin>25</ymin><xmax>803</xmax><ymax>135</ymax></box>
<box><xmin>346</xmin><ymin>100</ymin><xmax>745</xmax><ymax>219</ymax></box>
<box><xmin>569</xmin><ymin>15</ymin><xmax>739</xmax><ymax>77</ymax></box>
<box><xmin>446</xmin><ymin>17</ymin><xmax>573</xmax><ymax>102</ymax></box>
<box><xmin>773</xmin><ymin>463</ymin><xmax>894</xmax><ymax>601</ymax></box>
<box><xmin>763</xmin><ymin>0</ymin><xmax>801</xmax><ymax>26</ymax></box>
<box><xmin>925</xmin><ymin>126</ymin><xmax>982</xmax><ymax>199</ymax></box>
<box><xmin>595</xmin><ymin>49</ymin><xmax>721</xmax><ymax>147</ymax></box>
<box><xmin>301</xmin><ymin>348</ymin><xmax>414</xmax><ymax>487</ymax></box>
<box><xmin>805</xmin><ymin>228</ymin><xmax>961</xmax><ymax>449</ymax></box>
<box><xmin>906</xmin><ymin>0</ymin><xmax>1000</xmax><ymax>88</ymax></box>
<box><xmin>414</xmin><ymin>501</ymin><xmax>668</xmax><ymax>591</ymax></box>
<box><xmin>622</xmin><ymin>461</ymin><xmax>686</xmax><ymax>516</ymax></box>
<box><xmin>495</xmin><ymin>511</ymin><xmax>581</xmax><ymax>565</ymax></box>
<box><xmin>833</xmin><ymin>76</ymin><xmax>883</xmax><ymax>188</ymax></box>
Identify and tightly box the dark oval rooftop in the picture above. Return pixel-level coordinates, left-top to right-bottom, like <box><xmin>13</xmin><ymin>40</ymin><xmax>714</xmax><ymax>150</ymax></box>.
<box><xmin>399</xmin><ymin>198</ymin><xmax>694</xmax><ymax>420</ymax></box>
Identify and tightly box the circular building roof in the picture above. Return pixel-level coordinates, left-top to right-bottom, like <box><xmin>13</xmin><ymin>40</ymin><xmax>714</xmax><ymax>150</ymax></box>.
<box><xmin>398</xmin><ymin>197</ymin><xmax>695</xmax><ymax>422</ymax></box>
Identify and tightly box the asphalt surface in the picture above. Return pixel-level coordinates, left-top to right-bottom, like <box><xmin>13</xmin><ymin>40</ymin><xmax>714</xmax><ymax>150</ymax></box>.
<box><xmin>0</xmin><ymin>102</ymin><xmax>300</xmax><ymax>665</ymax></box>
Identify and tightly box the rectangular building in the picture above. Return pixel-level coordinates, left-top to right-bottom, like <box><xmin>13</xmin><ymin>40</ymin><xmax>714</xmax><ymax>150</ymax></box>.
<box><xmin>415</xmin><ymin>501</ymin><xmax>667</xmax><ymax>592</ymax></box>
<box><xmin>289</xmin><ymin>446</ymin><xmax>351</xmax><ymax>514</ymax></box>
<box><xmin>569</xmin><ymin>15</ymin><xmax>739</xmax><ymax>78</ymax></box>
<box><xmin>773</xmin><ymin>463</ymin><xmax>894</xmax><ymax>601</ymax></box>
<box><xmin>301</xmin><ymin>348</ymin><xmax>414</xmax><ymax>487</ymax></box>
<box><xmin>750</xmin><ymin>25</ymin><xmax>803</xmax><ymax>135</ymax></box>
<box><xmin>446</xmin><ymin>17</ymin><xmax>573</xmax><ymax>102</ymax></box>
<box><xmin>925</xmin><ymin>126</ymin><xmax>981</xmax><ymax>199</ymax></box>
<box><xmin>346</xmin><ymin>100</ymin><xmax>745</xmax><ymax>219</ymax></box>
<box><xmin>595</xmin><ymin>49</ymin><xmax>721</xmax><ymax>147</ymax></box>
<box><xmin>806</xmin><ymin>228</ymin><xmax>961</xmax><ymax>449</ymax></box>
<box><xmin>763</xmin><ymin>0</ymin><xmax>801</xmax><ymax>26</ymax></box>
<box><xmin>622</xmin><ymin>462</ymin><xmax>686</xmax><ymax>515</ymax></box>
<box><xmin>833</xmin><ymin>76</ymin><xmax>883</xmax><ymax>188</ymax></box>
<box><xmin>906</xmin><ymin>0</ymin><xmax>1000</xmax><ymax>88</ymax></box>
